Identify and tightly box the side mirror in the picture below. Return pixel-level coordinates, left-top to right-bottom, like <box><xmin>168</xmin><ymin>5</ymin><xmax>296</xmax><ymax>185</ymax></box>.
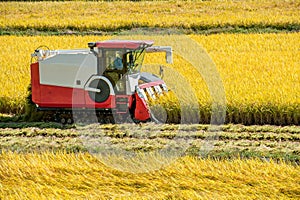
<box><xmin>146</xmin><ymin>46</ymin><xmax>173</xmax><ymax>64</ymax></box>
<box><xmin>165</xmin><ymin>47</ymin><xmax>173</xmax><ymax>64</ymax></box>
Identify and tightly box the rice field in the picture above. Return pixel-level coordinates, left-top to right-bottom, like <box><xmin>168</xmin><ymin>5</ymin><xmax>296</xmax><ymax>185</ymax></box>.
<box><xmin>0</xmin><ymin>151</ymin><xmax>299</xmax><ymax>199</ymax></box>
<box><xmin>1</xmin><ymin>0</ymin><xmax>299</xmax><ymax>33</ymax></box>
<box><xmin>1</xmin><ymin>1</ymin><xmax>300</xmax><ymax>199</ymax></box>
<box><xmin>0</xmin><ymin>0</ymin><xmax>299</xmax><ymax>125</ymax></box>
<box><xmin>0</xmin><ymin>33</ymin><xmax>299</xmax><ymax>125</ymax></box>
<box><xmin>0</xmin><ymin>121</ymin><xmax>299</xmax><ymax>199</ymax></box>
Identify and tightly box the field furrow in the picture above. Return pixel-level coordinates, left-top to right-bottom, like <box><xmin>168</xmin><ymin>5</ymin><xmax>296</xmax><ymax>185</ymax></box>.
<box><xmin>0</xmin><ymin>123</ymin><xmax>299</xmax><ymax>162</ymax></box>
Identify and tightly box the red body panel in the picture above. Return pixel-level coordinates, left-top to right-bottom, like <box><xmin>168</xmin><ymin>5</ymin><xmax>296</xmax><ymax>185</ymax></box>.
<box><xmin>84</xmin><ymin>92</ymin><xmax>115</xmax><ymax>109</ymax></box>
<box><xmin>39</xmin><ymin>84</ymin><xmax>84</xmax><ymax>108</ymax></box>
<box><xmin>134</xmin><ymin>92</ymin><xmax>150</xmax><ymax>121</ymax></box>
<box><xmin>139</xmin><ymin>80</ymin><xmax>165</xmax><ymax>89</ymax></box>
<box><xmin>36</xmin><ymin>84</ymin><xmax>115</xmax><ymax>109</ymax></box>
<box><xmin>30</xmin><ymin>62</ymin><xmax>41</xmax><ymax>104</ymax></box>
<box><xmin>96</xmin><ymin>40</ymin><xmax>154</xmax><ymax>49</ymax></box>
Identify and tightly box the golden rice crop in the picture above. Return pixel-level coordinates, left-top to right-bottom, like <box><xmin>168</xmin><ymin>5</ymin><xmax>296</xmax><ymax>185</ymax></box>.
<box><xmin>142</xmin><ymin>33</ymin><xmax>300</xmax><ymax>124</ymax></box>
<box><xmin>1</xmin><ymin>0</ymin><xmax>299</xmax><ymax>32</ymax></box>
<box><xmin>0</xmin><ymin>33</ymin><xmax>299</xmax><ymax>124</ymax></box>
<box><xmin>0</xmin><ymin>152</ymin><xmax>299</xmax><ymax>199</ymax></box>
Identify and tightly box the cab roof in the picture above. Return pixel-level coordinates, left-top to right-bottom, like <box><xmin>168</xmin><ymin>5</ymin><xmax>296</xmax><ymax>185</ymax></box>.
<box><xmin>95</xmin><ymin>40</ymin><xmax>154</xmax><ymax>50</ymax></box>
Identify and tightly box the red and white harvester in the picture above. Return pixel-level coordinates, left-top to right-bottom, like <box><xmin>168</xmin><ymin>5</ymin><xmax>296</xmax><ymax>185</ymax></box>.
<box><xmin>30</xmin><ymin>40</ymin><xmax>172</xmax><ymax>124</ymax></box>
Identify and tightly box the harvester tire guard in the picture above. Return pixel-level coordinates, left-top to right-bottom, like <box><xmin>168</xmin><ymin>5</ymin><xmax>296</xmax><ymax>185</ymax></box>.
<box><xmin>88</xmin><ymin>79</ymin><xmax>110</xmax><ymax>103</ymax></box>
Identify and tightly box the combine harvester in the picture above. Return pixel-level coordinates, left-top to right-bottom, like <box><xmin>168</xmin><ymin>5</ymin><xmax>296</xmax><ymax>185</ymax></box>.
<box><xmin>30</xmin><ymin>40</ymin><xmax>172</xmax><ymax>124</ymax></box>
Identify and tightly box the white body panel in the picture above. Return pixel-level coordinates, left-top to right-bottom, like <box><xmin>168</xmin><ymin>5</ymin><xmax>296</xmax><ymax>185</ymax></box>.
<box><xmin>39</xmin><ymin>52</ymin><xmax>97</xmax><ymax>89</ymax></box>
<box><xmin>126</xmin><ymin>73</ymin><xmax>140</xmax><ymax>94</ymax></box>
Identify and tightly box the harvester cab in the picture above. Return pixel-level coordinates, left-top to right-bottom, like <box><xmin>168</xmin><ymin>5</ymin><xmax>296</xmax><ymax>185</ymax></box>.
<box><xmin>30</xmin><ymin>40</ymin><xmax>172</xmax><ymax>124</ymax></box>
